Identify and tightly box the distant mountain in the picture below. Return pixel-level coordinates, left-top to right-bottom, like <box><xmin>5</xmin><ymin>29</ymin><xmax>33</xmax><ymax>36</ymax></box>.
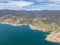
<box><xmin>0</xmin><ymin>9</ymin><xmax>60</xmax><ymax>18</ymax></box>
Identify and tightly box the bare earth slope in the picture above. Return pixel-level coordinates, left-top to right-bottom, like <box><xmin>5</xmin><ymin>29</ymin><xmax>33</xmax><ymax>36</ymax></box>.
<box><xmin>0</xmin><ymin>10</ymin><xmax>60</xmax><ymax>42</ymax></box>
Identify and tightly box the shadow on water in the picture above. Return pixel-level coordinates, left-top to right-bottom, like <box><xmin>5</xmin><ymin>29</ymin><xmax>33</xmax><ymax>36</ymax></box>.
<box><xmin>0</xmin><ymin>24</ymin><xmax>60</xmax><ymax>45</ymax></box>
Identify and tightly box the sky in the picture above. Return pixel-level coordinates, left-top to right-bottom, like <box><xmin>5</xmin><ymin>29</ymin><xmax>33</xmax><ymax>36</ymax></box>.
<box><xmin>0</xmin><ymin>0</ymin><xmax>60</xmax><ymax>10</ymax></box>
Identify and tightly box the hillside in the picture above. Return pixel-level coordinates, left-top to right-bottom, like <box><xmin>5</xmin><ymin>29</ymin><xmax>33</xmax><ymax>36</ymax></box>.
<box><xmin>0</xmin><ymin>10</ymin><xmax>60</xmax><ymax>42</ymax></box>
<box><xmin>0</xmin><ymin>10</ymin><xmax>60</xmax><ymax>31</ymax></box>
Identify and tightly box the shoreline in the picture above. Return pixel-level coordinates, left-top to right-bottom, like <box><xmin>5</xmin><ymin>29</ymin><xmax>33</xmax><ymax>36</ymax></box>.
<box><xmin>0</xmin><ymin>22</ymin><xmax>60</xmax><ymax>42</ymax></box>
<box><xmin>46</xmin><ymin>32</ymin><xmax>60</xmax><ymax>42</ymax></box>
<box><xmin>0</xmin><ymin>22</ymin><xmax>47</xmax><ymax>31</ymax></box>
<box><xmin>0</xmin><ymin>22</ymin><xmax>28</xmax><ymax>26</ymax></box>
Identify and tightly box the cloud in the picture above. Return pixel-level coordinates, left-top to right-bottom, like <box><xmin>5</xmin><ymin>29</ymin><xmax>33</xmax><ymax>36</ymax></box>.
<box><xmin>23</xmin><ymin>4</ymin><xmax>45</xmax><ymax>10</ymax></box>
<box><xmin>0</xmin><ymin>1</ymin><xmax>33</xmax><ymax>10</ymax></box>
<box><xmin>0</xmin><ymin>0</ymin><xmax>60</xmax><ymax>10</ymax></box>
<box><xmin>49</xmin><ymin>0</ymin><xmax>60</xmax><ymax>4</ymax></box>
<box><xmin>50</xmin><ymin>0</ymin><xmax>60</xmax><ymax>2</ymax></box>
<box><xmin>46</xmin><ymin>4</ymin><xmax>60</xmax><ymax>7</ymax></box>
<box><xmin>8</xmin><ymin>1</ymin><xmax>33</xmax><ymax>7</ymax></box>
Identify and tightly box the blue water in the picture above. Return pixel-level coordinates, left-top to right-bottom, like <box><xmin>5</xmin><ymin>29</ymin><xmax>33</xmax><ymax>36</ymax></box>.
<box><xmin>0</xmin><ymin>24</ymin><xmax>60</xmax><ymax>45</ymax></box>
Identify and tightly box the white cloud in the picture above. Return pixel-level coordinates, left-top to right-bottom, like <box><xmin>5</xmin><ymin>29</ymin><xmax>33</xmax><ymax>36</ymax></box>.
<box><xmin>50</xmin><ymin>0</ymin><xmax>60</xmax><ymax>2</ymax></box>
<box><xmin>49</xmin><ymin>0</ymin><xmax>60</xmax><ymax>4</ymax></box>
<box><xmin>8</xmin><ymin>1</ymin><xmax>33</xmax><ymax>7</ymax></box>
<box><xmin>0</xmin><ymin>1</ymin><xmax>33</xmax><ymax>10</ymax></box>
<box><xmin>25</xmin><ymin>5</ymin><xmax>45</xmax><ymax>10</ymax></box>
<box><xmin>0</xmin><ymin>0</ymin><xmax>60</xmax><ymax>10</ymax></box>
<box><xmin>43</xmin><ymin>2</ymin><xmax>60</xmax><ymax>10</ymax></box>
<box><xmin>46</xmin><ymin>0</ymin><xmax>60</xmax><ymax>8</ymax></box>
<box><xmin>45</xmin><ymin>3</ymin><xmax>60</xmax><ymax>6</ymax></box>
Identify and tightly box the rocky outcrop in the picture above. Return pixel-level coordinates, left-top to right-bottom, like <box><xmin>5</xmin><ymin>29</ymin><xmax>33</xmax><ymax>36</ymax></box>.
<box><xmin>46</xmin><ymin>32</ymin><xmax>60</xmax><ymax>42</ymax></box>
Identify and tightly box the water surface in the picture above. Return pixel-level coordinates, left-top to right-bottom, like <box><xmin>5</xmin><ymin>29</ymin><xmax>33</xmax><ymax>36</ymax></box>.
<box><xmin>0</xmin><ymin>24</ymin><xmax>60</xmax><ymax>45</ymax></box>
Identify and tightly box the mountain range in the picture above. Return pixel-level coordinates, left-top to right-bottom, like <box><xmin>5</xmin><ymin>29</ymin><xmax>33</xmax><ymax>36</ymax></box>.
<box><xmin>0</xmin><ymin>9</ymin><xmax>60</xmax><ymax>18</ymax></box>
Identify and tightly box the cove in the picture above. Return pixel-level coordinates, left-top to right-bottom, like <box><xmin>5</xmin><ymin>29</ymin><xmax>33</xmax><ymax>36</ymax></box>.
<box><xmin>0</xmin><ymin>24</ymin><xmax>59</xmax><ymax>45</ymax></box>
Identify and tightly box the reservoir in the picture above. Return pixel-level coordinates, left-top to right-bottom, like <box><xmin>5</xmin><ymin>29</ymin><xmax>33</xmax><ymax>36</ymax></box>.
<box><xmin>0</xmin><ymin>24</ymin><xmax>59</xmax><ymax>45</ymax></box>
